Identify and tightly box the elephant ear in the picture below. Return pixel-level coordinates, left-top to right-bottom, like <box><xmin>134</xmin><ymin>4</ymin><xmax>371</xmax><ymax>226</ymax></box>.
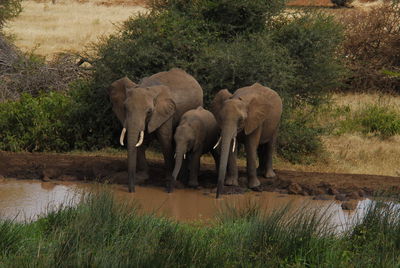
<box><xmin>148</xmin><ymin>86</ymin><xmax>176</xmax><ymax>133</ymax></box>
<box><xmin>244</xmin><ymin>97</ymin><xmax>270</xmax><ymax>135</ymax></box>
<box><xmin>108</xmin><ymin>77</ymin><xmax>137</xmax><ymax>126</ymax></box>
<box><xmin>211</xmin><ymin>89</ymin><xmax>232</xmax><ymax>124</ymax></box>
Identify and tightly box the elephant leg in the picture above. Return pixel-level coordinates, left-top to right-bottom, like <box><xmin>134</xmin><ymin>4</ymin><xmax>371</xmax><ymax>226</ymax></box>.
<box><xmin>265</xmin><ymin>132</ymin><xmax>277</xmax><ymax>178</ymax></box>
<box><xmin>188</xmin><ymin>150</ymin><xmax>202</xmax><ymax>187</ymax></box>
<box><xmin>225</xmin><ymin>142</ymin><xmax>239</xmax><ymax>186</ymax></box>
<box><xmin>245</xmin><ymin>128</ymin><xmax>262</xmax><ymax>188</ymax></box>
<box><xmin>257</xmin><ymin>144</ymin><xmax>266</xmax><ymax>176</ymax></box>
<box><xmin>136</xmin><ymin>145</ymin><xmax>149</xmax><ymax>183</ymax></box>
<box><xmin>157</xmin><ymin>120</ymin><xmax>174</xmax><ymax>179</ymax></box>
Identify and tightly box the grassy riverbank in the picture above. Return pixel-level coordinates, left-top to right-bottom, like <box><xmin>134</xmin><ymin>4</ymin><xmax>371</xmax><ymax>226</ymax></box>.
<box><xmin>1</xmin><ymin>190</ymin><xmax>399</xmax><ymax>267</ymax></box>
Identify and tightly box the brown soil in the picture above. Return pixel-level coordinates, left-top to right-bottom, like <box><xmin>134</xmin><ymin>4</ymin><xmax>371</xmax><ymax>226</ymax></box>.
<box><xmin>1</xmin><ymin>152</ymin><xmax>400</xmax><ymax>199</ymax></box>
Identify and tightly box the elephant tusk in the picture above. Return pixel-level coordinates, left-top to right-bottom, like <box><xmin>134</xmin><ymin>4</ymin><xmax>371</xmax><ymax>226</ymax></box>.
<box><xmin>120</xmin><ymin>128</ymin><xmax>126</xmax><ymax>146</ymax></box>
<box><xmin>136</xmin><ymin>131</ymin><xmax>144</xmax><ymax>147</ymax></box>
<box><xmin>232</xmin><ymin>137</ymin><xmax>236</xmax><ymax>153</ymax></box>
<box><xmin>213</xmin><ymin>137</ymin><xmax>221</xmax><ymax>149</ymax></box>
<box><xmin>183</xmin><ymin>153</ymin><xmax>186</xmax><ymax>160</ymax></box>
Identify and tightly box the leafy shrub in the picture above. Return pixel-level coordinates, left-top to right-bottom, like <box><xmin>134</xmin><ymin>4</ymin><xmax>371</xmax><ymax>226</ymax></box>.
<box><xmin>277</xmin><ymin>113</ymin><xmax>325</xmax><ymax>164</ymax></box>
<box><xmin>0</xmin><ymin>80</ymin><xmax>117</xmax><ymax>152</ymax></box>
<box><xmin>0</xmin><ymin>92</ymin><xmax>72</xmax><ymax>152</ymax></box>
<box><xmin>358</xmin><ymin>105</ymin><xmax>400</xmax><ymax>138</ymax></box>
<box><xmin>272</xmin><ymin>12</ymin><xmax>345</xmax><ymax>105</ymax></box>
<box><xmin>192</xmin><ymin>33</ymin><xmax>296</xmax><ymax>105</ymax></box>
<box><xmin>0</xmin><ymin>0</ymin><xmax>21</xmax><ymax>28</ymax></box>
<box><xmin>340</xmin><ymin>3</ymin><xmax>400</xmax><ymax>92</ymax></box>
<box><xmin>66</xmin><ymin>79</ymin><xmax>118</xmax><ymax>150</ymax></box>
<box><xmin>150</xmin><ymin>0</ymin><xmax>286</xmax><ymax>37</ymax></box>
<box><xmin>336</xmin><ymin>104</ymin><xmax>400</xmax><ymax>138</ymax></box>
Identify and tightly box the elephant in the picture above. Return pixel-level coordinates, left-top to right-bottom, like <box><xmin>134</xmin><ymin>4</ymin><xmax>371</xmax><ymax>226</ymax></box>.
<box><xmin>108</xmin><ymin>68</ymin><xmax>203</xmax><ymax>192</ymax></box>
<box><xmin>169</xmin><ymin>106</ymin><xmax>219</xmax><ymax>192</ymax></box>
<box><xmin>211</xmin><ymin>83</ymin><xmax>282</xmax><ymax>198</ymax></box>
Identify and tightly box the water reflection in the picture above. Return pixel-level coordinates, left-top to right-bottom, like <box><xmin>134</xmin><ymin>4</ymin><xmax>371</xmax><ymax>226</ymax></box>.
<box><xmin>0</xmin><ymin>179</ymin><xmax>388</xmax><ymax>232</ymax></box>
<box><xmin>0</xmin><ymin>179</ymin><xmax>82</xmax><ymax>221</ymax></box>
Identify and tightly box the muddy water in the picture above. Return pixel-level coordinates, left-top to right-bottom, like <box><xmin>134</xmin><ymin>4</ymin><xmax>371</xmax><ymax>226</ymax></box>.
<box><xmin>0</xmin><ymin>179</ymin><xmax>371</xmax><ymax>230</ymax></box>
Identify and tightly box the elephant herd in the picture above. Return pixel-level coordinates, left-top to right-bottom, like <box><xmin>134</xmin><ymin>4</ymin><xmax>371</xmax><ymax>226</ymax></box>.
<box><xmin>108</xmin><ymin>68</ymin><xmax>282</xmax><ymax>198</ymax></box>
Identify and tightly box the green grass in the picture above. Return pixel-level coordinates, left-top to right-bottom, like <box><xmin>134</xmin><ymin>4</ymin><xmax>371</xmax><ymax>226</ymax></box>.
<box><xmin>1</xmin><ymin>190</ymin><xmax>400</xmax><ymax>267</ymax></box>
<box><xmin>320</xmin><ymin>102</ymin><xmax>400</xmax><ymax>139</ymax></box>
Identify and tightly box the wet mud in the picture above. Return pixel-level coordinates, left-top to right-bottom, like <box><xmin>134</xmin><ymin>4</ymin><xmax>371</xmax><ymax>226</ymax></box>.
<box><xmin>1</xmin><ymin>152</ymin><xmax>400</xmax><ymax>201</ymax></box>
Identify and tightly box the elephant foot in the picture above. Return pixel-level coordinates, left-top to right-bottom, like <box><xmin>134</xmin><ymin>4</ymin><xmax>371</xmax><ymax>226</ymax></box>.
<box><xmin>265</xmin><ymin>169</ymin><xmax>276</xmax><ymax>178</ymax></box>
<box><xmin>167</xmin><ymin>180</ymin><xmax>176</xmax><ymax>193</ymax></box>
<box><xmin>136</xmin><ymin>171</ymin><xmax>149</xmax><ymax>184</ymax></box>
<box><xmin>248</xmin><ymin>177</ymin><xmax>261</xmax><ymax>189</ymax></box>
<box><xmin>225</xmin><ymin>176</ymin><xmax>239</xmax><ymax>186</ymax></box>
<box><xmin>188</xmin><ymin>179</ymin><xmax>199</xmax><ymax>188</ymax></box>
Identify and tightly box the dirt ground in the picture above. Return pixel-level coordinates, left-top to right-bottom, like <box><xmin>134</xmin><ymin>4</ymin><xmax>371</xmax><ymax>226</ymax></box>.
<box><xmin>1</xmin><ymin>152</ymin><xmax>400</xmax><ymax>200</ymax></box>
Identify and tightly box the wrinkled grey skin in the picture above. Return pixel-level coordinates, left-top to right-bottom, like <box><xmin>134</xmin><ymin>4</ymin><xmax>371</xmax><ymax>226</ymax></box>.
<box><xmin>169</xmin><ymin>106</ymin><xmax>219</xmax><ymax>192</ymax></box>
<box><xmin>108</xmin><ymin>68</ymin><xmax>203</xmax><ymax>192</ymax></box>
<box><xmin>211</xmin><ymin>83</ymin><xmax>282</xmax><ymax>198</ymax></box>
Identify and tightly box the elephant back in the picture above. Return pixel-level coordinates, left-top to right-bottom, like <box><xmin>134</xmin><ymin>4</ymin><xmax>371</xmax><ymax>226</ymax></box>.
<box><xmin>146</xmin><ymin>68</ymin><xmax>203</xmax><ymax>122</ymax></box>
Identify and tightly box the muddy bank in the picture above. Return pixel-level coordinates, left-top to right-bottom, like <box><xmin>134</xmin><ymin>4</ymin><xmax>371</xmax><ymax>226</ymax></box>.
<box><xmin>1</xmin><ymin>152</ymin><xmax>400</xmax><ymax>200</ymax></box>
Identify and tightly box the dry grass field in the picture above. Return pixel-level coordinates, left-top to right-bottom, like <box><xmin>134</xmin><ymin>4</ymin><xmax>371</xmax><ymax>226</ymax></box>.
<box><xmin>4</xmin><ymin>0</ymin><xmax>147</xmax><ymax>58</ymax></box>
<box><xmin>2</xmin><ymin>0</ymin><xmax>398</xmax><ymax>177</ymax></box>
<box><xmin>277</xmin><ymin>93</ymin><xmax>400</xmax><ymax>177</ymax></box>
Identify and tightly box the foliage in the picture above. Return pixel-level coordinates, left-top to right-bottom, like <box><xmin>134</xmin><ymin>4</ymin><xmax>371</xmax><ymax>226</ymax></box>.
<box><xmin>0</xmin><ymin>80</ymin><xmax>117</xmax><ymax>152</ymax></box>
<box><xmin>0</xmin><ymin>0</ymin><xmax>22</xmax><ymax>29</ymax></box>
<box><xmin>340</xmin><ymin>3</ymin><xmax>400</xmax><ymax>92</ymax></box>
<box><xmin>272</xmin><ymin>12</ymin><xmax>345</xmax><ymax>105</ymax></box>
<box><xmin>358</xmin><ymin>105</ymin><xmax>400</xmax><ymax>138</ymax></box>
<box><xmin>336</xmin><ymin>104</ymin><xmax>400</xmax><ymax>138</ymax></box>
<box><xmin>1</xmin><ymin>190</ymin><xmax>400</xmax><ymax>267</ymax></box>
<box><xmin>277</xmin><ymin>111</ymin><xmax>325</xmax><ymax>164</ymax></box>
<box><xmin>0</xmin><ymin>92</ymin><xmax>72</xmax><ymax>152</ymax></box>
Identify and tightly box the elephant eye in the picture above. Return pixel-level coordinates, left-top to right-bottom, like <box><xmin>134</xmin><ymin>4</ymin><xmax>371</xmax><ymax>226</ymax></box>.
<box><xmin>147</xmin><ymin>109</ymin><xmax>153</xmax><ymax>115</ymax></box>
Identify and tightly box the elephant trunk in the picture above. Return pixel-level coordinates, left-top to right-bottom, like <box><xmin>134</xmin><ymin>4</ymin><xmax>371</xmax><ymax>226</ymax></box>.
<box><xmin>127</xmin><ymin>127</ymin><xmax>140</xmax><ymax>193</ymax></box>
<box><xmin>169</xmin><ymin>144</ymin><xmax>187</xmax><ymax>193</ymax></box>
<box><xmin>216</xmin><ymin>124</ymin><xmax>236</xmax><ymax>198</ymax></box>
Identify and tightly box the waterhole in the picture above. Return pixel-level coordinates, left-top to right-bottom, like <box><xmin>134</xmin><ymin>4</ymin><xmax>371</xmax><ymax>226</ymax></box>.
<box><xmin>0</xmin><ymin>179</ymin><xmax>376</xmax><ymax>231</ymax></box>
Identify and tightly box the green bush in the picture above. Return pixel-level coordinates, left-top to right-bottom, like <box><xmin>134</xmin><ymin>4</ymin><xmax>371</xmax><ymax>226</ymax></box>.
<box><xmin>277</xmin><ymin>113</ymin><xmax>325</xmax><ymax>164</ymax></box>
<box><xmin>192</xmin><ymin>33</ymin><xmax>296</xmax><ymax>105</ymax></box>
<box><xmin>358</xmin><ymin>105</ymin><xmax>400</xmax><ymax>138</ymax></box>
<box><xmin>335</xmin><ymin>104</ymin><xmax>400</xmax><ymax>138</ymax></box>
<box><xmin>0</xmin><ymin>92</ymin><xmax>72</xmax><ymax>152</ymax></box>
<box><xmin>272</xmin><ymin>12</ymin><xmax>345</xmax><ymax>105</ymax></box>
<box><xmin>0</xmin><ymin>80</ymin><xmax>118</xmax><ymax>152</ymax></box>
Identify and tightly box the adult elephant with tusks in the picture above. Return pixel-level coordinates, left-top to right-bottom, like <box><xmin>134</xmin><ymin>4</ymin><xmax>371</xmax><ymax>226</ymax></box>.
<box><xmin>108</xmin><ymin>68</ymin><xmax>203</xmax><ymax>192</ymax></box>
<box><xmin>211</xmin><ymin>83</ymin><xmax>282</xmax><ymax>198</ymax></box>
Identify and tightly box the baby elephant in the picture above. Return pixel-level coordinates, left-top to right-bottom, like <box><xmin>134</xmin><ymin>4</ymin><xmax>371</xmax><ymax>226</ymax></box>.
<box><xmin>169</xmin><ymin>106</ymin><xmax>218</xmax><ymax>192</ymax></box>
